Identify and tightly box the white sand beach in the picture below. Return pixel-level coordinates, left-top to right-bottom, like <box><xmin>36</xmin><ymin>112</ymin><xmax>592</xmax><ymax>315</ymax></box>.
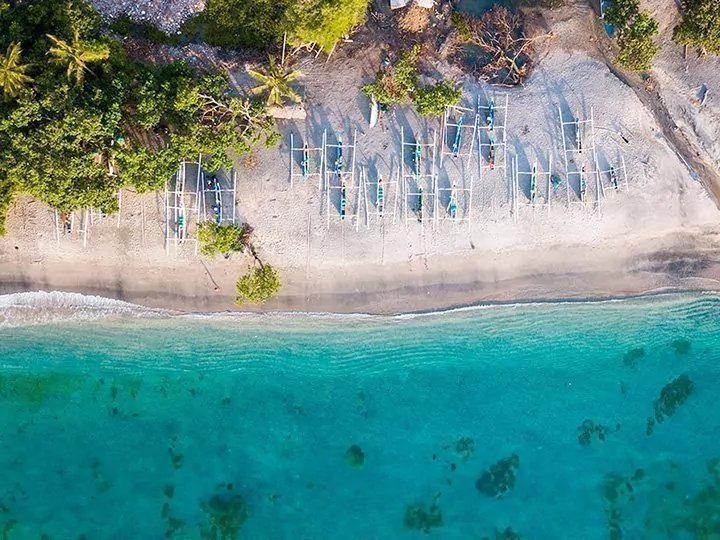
<box><xmin>1</xmin><ymin>0</ymin><xmax>719</xmax><ymax>313</ymax></box>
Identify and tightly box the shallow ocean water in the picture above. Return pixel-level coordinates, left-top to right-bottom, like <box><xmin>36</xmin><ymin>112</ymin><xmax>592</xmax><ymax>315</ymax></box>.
<box><xmin>0</xmin><ymin>293</ymin><xmax>719</xmax><ymax>539</ymax></box>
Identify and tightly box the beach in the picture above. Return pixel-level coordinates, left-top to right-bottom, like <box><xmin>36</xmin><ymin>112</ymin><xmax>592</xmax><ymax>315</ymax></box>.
<box><xmin>1</xmin><ymin>0</ymin><xmax>720</xmax><ymax>314</ymax></box>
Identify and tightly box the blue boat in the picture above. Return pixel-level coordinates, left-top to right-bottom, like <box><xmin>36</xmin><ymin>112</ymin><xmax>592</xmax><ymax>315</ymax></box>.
<box><xmin>601</xmin><ymin>0</ymin><xmax>615</xmax><ymax>38</ymax></box>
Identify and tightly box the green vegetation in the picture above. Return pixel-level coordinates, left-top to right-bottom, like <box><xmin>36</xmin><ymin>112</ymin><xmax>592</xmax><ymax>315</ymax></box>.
<box><xmin>47</xmin><ymin>28</ymin><xmax>110</xmax><ymax>85</ymax></box>
<box><xmin>451</xmin><ymin>11</ymin><xmax>472</xmax><ymax>41</ymax></box>
<box><xmin>673</xmin><ymin>0</ymin><xmax>720</xmax><ymax>55</ymax></box>
<box><xmin>476</xmin><ymin>453</ymin><xmax>520</xmax><ymax>498</ymax></box>
<box><xmin>622</xmin><ymin>346</ymin><xmax>646</xmax><ymax>368</ymax></box>
<box><xmin>235</xmin><ymin>264</ymin><xmax>281</xmax><ymax>305</ymax></box>
<box><xmin>344</xmin><ymin>444</ymin><xmax>365</xmax><ymax>468</ymax></box>
<box><xmin>202</xmin><ymin>0</ymin><xmax>370</xmax><ymax>52</ymax></box>
<box><xmin>604</xmin><ymin>0</ymin><xmax>639</xmax><ymax>29</ymax></box>
<box><xmin>248</xmin><ymin>56</ymin><xmax>302</xmax><ymax>106</ymax></box>
<box><xmin>414</xmin><ymin>81</ymin><xmax>462</xmax><ymax>117</ymax></box>
<box><xmin>577</xmin><ymin>419</ymin><xmax>615</xmax><ymax>446</ymax></box>
<box><xmin>672</xmin><ymin>338</ymin><xmax>691</xmax><ymax>355</ymax></box>
<box><xmin>404</xmin><ymin>501</ymin><xmax>443</xmax><ymax>533</ymax></box>
<box><xmin>605</xmin><ymin>0</ymin><xmax>660</xmax><ymax>71</ymax></box>
<box><xmin>617</xmin><ymin>12</ymin><xmax>660</xmax><ymax>72</ymax></box>
<box><xmin>361</xmin><ymin>47</ymin><xmax>461</xmax><ymax>117</ymax></box>
<box><xmin>454</xmin><ymin>436</ymin><xmax>475</xmax><ymax>461</ymax></box>
<box><xmin>361</xmin><ymin>46</ymin><xmax>420</xmax><ymax>107</ymax></box>
<box><xmin>200</xmin><ymin>493</ymin><xmax>249</xmax><ymax>540</ymax></box>
<box><xmin>653</xmin><ymin>374</ymin><xmax>694</xmax><ymax>422</ymax></box>
<box><xmin>109</xmin><ymin>15</ymin><xmax>180</xmax><ymax>45</ymax></box>
<box><xmin>0</xmin><ymin>42</ymin><xmax>32</xmax><ymax>99</ymax></box>
<box><xmin>0</xmin><ymin>0</ymin><xmax>275</xmax><ymax>234</ymax></box>
<box><xmin>197</xmin><ymin>222</ymin><xmax>253</xmax><ymax>258</ymax></box>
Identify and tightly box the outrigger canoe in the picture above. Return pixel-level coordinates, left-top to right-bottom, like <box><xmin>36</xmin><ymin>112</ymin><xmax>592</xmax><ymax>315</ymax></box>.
<box><xmin>369</xmin><ymin>96</ymin><xmax>379</xmax><ymax>128</ymax></box>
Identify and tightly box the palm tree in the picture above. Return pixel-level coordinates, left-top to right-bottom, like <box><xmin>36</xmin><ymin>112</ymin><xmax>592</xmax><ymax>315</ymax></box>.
<box><xmin>0</xmin><ymin>42</ymin><xmax>33</xmax><ymax>99</ymax></box>
<box><xmin>46</xmin><ymin>29</ymin><xmax>110</xmax><ymax>85</ymax></box>
<box><xmin>247</xmin><ymin>56</ymin><xmax>302</xmax><ymax>106</ymax></box>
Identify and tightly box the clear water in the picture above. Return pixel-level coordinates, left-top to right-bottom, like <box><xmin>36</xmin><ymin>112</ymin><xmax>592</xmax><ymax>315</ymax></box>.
<box><xmin>0</xmin><ymin>293</ymin><xmax>719</xmax><ymax>539</ymax></box>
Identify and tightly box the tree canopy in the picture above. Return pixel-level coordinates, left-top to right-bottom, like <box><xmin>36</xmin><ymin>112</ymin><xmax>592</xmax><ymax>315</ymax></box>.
<box><xmin>0</xmin><ymin>0</ymin><xmax>275</xmax><ymax>234</ymax></box>
<box><xmin>605</xmin><ymin>0</ymin><xmax>660</xmax><ymax>72</ymax></box>
<box><xmin>235</xmin><ymin>264</ymin><xmax>282</xmax><ymax>305</ymax></box>
<box><xmin>201</xmin><ymin>0</ymin><xmax>371</xmax><ymax>52</ymax></box>
<box><xmin>0</xmin><ymin>42</ymin><xmax>33</xmax><ymax>99</ymax></box>
<box><xmin>673</xmin><ymin>0</ymin><xmax>720</xmax><ymax>55</ymax></box>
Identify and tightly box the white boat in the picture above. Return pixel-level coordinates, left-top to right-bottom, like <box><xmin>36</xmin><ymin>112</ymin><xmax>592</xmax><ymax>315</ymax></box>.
<box><xmin>369</xmin><ymin>96</ymin><xmax>379</xmax><ymax>128</ymax></box>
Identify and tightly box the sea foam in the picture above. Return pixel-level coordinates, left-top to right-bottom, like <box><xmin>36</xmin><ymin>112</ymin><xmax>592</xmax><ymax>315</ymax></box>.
<box><xmin>0</xmin><ymin>291</ymin><xmax>169</xmax><ymax>328</ymax></box>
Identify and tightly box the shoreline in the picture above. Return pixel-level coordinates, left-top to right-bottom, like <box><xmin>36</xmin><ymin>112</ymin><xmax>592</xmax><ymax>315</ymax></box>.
<box><xmin>3</xmin><ymin>230</ymin><xmax>720</xmax><ymax>316</ymax></box>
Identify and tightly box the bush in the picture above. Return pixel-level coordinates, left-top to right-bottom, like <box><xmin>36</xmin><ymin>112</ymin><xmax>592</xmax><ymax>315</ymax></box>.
<box><xmin>196</xmin><ymin>221</ymin><xmax>252</xmax><ymax>257</ymax></box>
<box><xmin>287</xmin><ymin>0</ymin><xmax>370</xmax><ymax>52</ymax></box>
<box><xmin>414</xmin><ymin>81</ymin><xmax>462</xmax><ymax>117</ymax></box>
<box><xmin>673</xmin><ymin>0</ymin><xmax>720</xmax><ymax>55</ymax></box>
<box><xmin>361</xmin><ymin>46</ymin><xmax>419</xmax><ymax>107</ymax></box>
<box><xmin>604</xmin><ymin>0</ymin><xmax>639</xmax><ymax>29</ymax></box>
<box><xmin>235</xmin><ymin>264</ymin><xmax>281</xmax><ymax>305</ymax></box>
<box><xmin>202</xmin><ymin>0</ymin><xmax>370</xmax><ymax>52</ymax></box>
<box><xmin>617</xmin><ymin>11</ymin><xmax>660</xmax><ymax>71</ymax></box>
<box><xmin>451</xmin><ymin>11</ymin><xmax>472</xmax><ymax>41</ymax></box>
<box><xmin>109</xmin><ymin>15</ymin><xmax>179</xmax><ymax>45</ymax></box>
<box><xmin>605</xmin><ymin>0</ymin><xmax>660</xmax><ymax>72</ymax></box>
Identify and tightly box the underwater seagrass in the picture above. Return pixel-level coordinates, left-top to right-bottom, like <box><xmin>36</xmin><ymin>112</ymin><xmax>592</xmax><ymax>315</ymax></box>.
<box><xmin>200</xmin><ymin>493</ymin><xmax>249</xmax><ymax>540</ymax></box>
<box><xmin>345</xmin><ymin>445</ymin><xmax>365</xmax><ymax>468</ymax></box>
<box><xmin>622</xmin><ymin>347</ymin><xmax>646</xmax><ymax>368</ymax></box>
<box><xmin>404</xmin><ymin>502</ymin><xmax>443</xmax><ymax>533</ymax></box>
<box><xmin>653</xmin><ymin>374</ymin><xmax>695</xmax><ymax>423</ymax></box>
<box><xmin>476</xmin><ymin>453</ymin><xmax>520</xmax><ymax>498</ymax></box>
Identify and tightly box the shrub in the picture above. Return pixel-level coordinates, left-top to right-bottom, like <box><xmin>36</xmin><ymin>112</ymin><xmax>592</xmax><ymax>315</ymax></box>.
<box><xmin>617</xmin><ymin>11</ymin><xmax>660</xmax><ymax>71</ymax></box>
<box><xmin>202</xmin><ymin>0</ymin><xmax>370</xmax><ymax>52</ymax></box>
<box><xmin>197</xmin><ymin>221</ymin><xmax>253</xmax><ymax>257</ymax></box>
<box><xmin>605</xmin><ymin>0</ymin><xmax>660</xmax><ymax>72</ymax></box>
<box><xmin>414</xmin><ymin>81</ymin><xmax>462</xmax><ymax>117</ymax></box>
<box><xmin>235</xmin><ymin>264</ymin><xmax>282</xmax><ymax>305</ymax></box>
<box><xmin>673</xmin><ymin>0</ymin><xmax>720</xmax><ymax>55</ymax></box>
<box><xmin>361</xmin><ymin>45</ymin><xmax>419</xmax><ymax>107</ymax></box>
<box><xmin>451</xmin><ymin>11</ymin><xmax>472</xmax><ymax>41</ymax></box>
<box><xmin>604</xmin><ymin>0</ymin><xmax>639</xmax><ymax>29</ymax></box>
<box><xmin>288</xmin><ymin>0</ymin><xmax>371</xmax><ymax>52</ymax></box>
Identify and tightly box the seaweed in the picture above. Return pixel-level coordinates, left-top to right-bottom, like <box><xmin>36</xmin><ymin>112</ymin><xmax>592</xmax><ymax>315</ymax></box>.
<box><xmin>623</xmin><ymin>347</ymin><xmax>646</xmax><ymax>368</ymax></box>
<box><xmin>577</xmin><ymin>419</ymin><xmax>614</xmax><ymax>446</ymax></box>
<box><xmin>455</xmin><ymin>437</ymin><xmax>475</xmax><ymax>461</ymax></box>
<box><xmin>672</xmin><ymin>338</ymin><xmax>692</xmax><ymax>355</ymax></box>
<box><xmin>653</xmin><ymin>374</ymin><xmax>695</xmax><ymax>423</ymax></box>
<box><xmin>200</xmin><ymin>494</ymin><xmax>249</xmax><ymax>540</ymax></box>
<box><xmin>0</xmin><ymin>373</ymin><xmax>84</xmax><ymax>407</ymax></box>
<box><xmin>345</xmin><ymin>445</ymin><xmax>365</xmax><ymax>468</ymax></box>
<box><xmin>482</xmin><ymin>526</ymin><xmax>523</xmax><ymax>539</ymax></box>
<box><xmin>404</xmin><ymin>502</ymin><xmax>443</xmax><ymax>533</ymax></box>
<box><xmin>476</xmin><ymin>453</ymin><xmax>520</xmax><ymax>498</ymax></box>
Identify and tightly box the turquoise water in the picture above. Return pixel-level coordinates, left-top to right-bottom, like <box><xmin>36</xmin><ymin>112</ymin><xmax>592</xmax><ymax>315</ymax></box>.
<box><xmin>1</xmin><ymin>293</ymin><xmax>719</xmax><ymax>539</ymax></box>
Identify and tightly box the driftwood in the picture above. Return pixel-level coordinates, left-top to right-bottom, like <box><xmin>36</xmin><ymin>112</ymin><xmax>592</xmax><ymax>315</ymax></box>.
<box><xmin>453</xmin><ymin>7</ymin><xmax>549</xmax><ymax>87</ymax></box>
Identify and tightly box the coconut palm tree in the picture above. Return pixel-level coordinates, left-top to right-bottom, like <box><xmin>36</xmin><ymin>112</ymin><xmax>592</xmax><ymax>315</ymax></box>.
<box><xmin>0</xmin><ymin>42</ymin><xmax>33</xmax><ymax>99</ymax></box>
<box><xmin>247</xmin><ymin>56</ymin><xmax>302</xmax><ymax>107</ymax></box>
<box><xmin>46</xmin><ymin>29</ymin><xmax>110</xmax><ymax>86</ymax></box>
